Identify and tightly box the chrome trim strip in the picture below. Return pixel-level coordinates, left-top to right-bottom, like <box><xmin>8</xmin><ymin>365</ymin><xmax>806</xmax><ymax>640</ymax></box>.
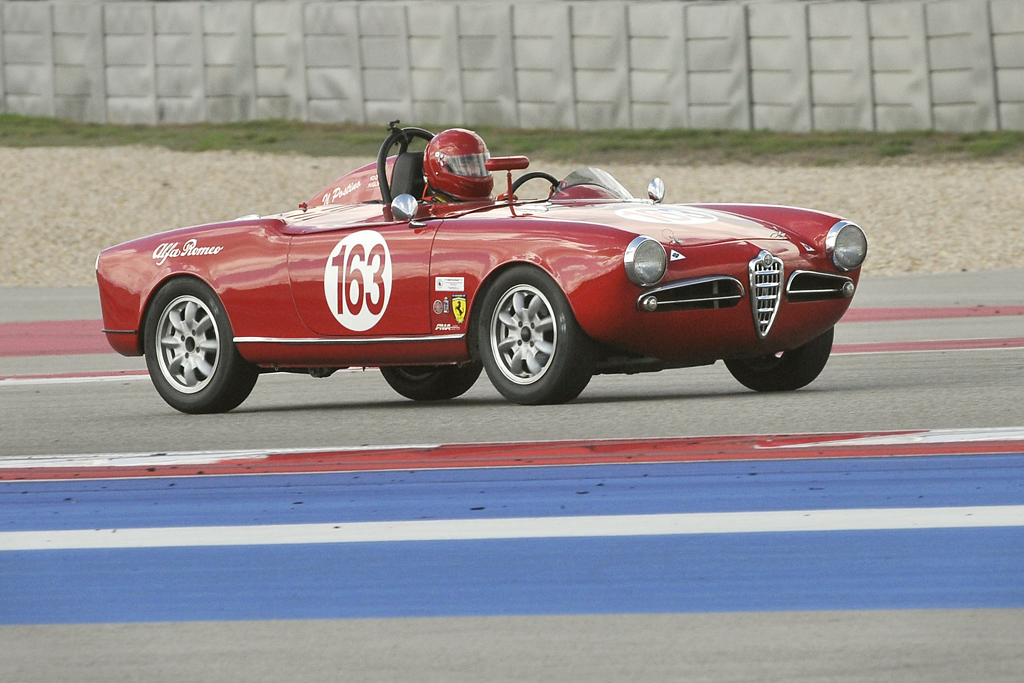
<box><xmin>657</xmin><ymin>294</ymin><xmax>743</xmax><ymax>306</ymax></box>
<box><xmin>102</xmin><ymin>329</ymin><xmax>137</xmax><ymax>335</ymax></box>
<box><xmin>641</xmin><ymin>275</ymin><xmax>745</xmax><ymax>299</ymax></box>
<box><xmin>234</xmin><ymin>334</ymin><xmax>466</xmax><ymax>345</ymax></box>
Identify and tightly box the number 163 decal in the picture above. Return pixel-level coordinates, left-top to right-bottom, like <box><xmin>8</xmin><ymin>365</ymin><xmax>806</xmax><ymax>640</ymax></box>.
<box><xmin>324</xmin><ymin>230</ymin><xmax>392</xmax><ymax>332</ymax></box>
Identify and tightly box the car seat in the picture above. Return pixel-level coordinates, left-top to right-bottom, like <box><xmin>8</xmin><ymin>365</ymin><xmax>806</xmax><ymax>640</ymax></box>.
<box><xmin>390</xmin><ymin>151</ymin><xmax>426</xmax><ymax>200</ymax></box>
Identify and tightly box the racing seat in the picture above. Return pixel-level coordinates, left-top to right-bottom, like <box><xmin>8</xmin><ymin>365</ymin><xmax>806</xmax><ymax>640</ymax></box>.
<box><xmin>390</xmin><ymin>151</ymin><xmax>425</xmax><ymax>200</ymax></box>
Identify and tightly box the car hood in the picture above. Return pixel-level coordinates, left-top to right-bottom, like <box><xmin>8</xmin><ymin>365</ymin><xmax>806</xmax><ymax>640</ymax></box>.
<box><xmin>509</xmin><ymin>201</ymin><xmax>789</xmax><ymax>247</ymax></box>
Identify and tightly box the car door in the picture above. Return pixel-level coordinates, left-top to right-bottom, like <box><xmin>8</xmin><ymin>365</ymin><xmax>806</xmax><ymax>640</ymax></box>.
<box><xmin>287</xmin><ymin>214</ymin><xmax>439</xmax><ymax>338</ymax></box>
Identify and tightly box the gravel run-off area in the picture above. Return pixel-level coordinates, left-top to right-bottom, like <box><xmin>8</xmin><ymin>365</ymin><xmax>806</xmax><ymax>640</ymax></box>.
<box><xmin>1</xmin><ymin>146</ymin><xmax>1022</xmax><ymax>286</ymax></box>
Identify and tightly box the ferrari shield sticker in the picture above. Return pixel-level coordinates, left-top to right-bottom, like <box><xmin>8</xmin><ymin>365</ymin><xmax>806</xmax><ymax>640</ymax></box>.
<box><xmin>452</xmin><ymin>295</ymin><xmax>467</xmax><ymax>324</ymax></box>
<box><xmin>615</xmin><ymin>207</ymin><xmax>718</xmax><ymax>225</ymax></box>
<box><xmin>324</xmin><ymin>230</ymin><xmax>392</xmax><ymax>332</ymax></box>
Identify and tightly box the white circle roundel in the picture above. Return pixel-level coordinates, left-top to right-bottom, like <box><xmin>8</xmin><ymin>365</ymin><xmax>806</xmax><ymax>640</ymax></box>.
<box><xmin>324</xmin><ymin>230</ymin><xmax>392</xmax><ymax>332</ymax></box>
<box><xmin>615</xmin><ymin>207</ymin><xmax>718</xmax><ymax>225</ymax></box>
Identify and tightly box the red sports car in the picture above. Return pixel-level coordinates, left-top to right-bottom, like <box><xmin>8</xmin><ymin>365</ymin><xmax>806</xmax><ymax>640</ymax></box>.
<box><xmin>96</xmin><ymin>124</ymin><xmax>867</xmax><ymax>413</ymax></box>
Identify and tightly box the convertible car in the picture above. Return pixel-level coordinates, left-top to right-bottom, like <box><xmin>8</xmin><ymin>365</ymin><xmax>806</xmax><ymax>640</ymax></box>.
<box><xmin>96</xmin><ymin>123</ymin><xmax>867</xmax><ymax>413</ymax></box>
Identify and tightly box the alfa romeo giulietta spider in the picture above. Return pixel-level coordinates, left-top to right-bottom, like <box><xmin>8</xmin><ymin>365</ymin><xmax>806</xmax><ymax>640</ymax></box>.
<box><xmin>96</xmin><ymin>124</ymin><xmax>867</xmax><ymax>413</ymax></box>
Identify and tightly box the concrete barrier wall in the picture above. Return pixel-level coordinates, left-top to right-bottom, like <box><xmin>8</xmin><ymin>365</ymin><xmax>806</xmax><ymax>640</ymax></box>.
<box><xmin>2</xmin><ymin>0</ymin><xmax>1021</xmax><ymax>131</ymax></box>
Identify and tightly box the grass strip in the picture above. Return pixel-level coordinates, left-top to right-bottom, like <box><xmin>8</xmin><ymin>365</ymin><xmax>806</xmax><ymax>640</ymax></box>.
<box><xmin>2</xmin><ymin>114</ymin><xmax>1022</xmax><ymax>164</ymax></box>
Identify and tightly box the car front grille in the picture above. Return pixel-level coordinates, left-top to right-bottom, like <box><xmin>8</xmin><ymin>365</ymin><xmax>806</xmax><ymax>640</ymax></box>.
<box><xmin>749</xmin><ymin>250</ymin><xmax>783</xmax><ymax>338</ymax></box>
<box><xmin>635</xmin><ymin>275</ymin><xmax>744</xmax><ymax>312</ymax></box>
<box><xmin>786</xmin><ymin>270</ymin><xmax>855</xmax><ymax>302</ymax></box>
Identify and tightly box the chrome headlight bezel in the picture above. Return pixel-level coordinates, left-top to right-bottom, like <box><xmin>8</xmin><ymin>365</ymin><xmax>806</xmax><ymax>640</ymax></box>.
<box><xmin>624</xmin><ymin>236</ymin><xmax>668</xmax><ymax>286</ymax></box>
<box><xmin>825</xmin><ymin>221</ymin><xmax>867</xmax><ymax>271</ymax></box>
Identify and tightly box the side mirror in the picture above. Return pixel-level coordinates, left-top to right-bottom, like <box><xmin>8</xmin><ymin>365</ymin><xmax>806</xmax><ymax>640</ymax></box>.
<box><xmin>648</xmin><ymin>177</ymin><xmax>665</xmax><ymax>204</ymax></box>
<box><xmin>486</xmin><ymin>156</ymin><xmax>530</xmax><ymax>172</ymax></box>
<box><xmin>390</xmin><ymin>193</ymin><xmax>419</xmax><ymax>221</ymax></box>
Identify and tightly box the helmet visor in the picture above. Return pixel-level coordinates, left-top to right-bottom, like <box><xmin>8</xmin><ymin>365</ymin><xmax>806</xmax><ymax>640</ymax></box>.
<box><xmin>447</xmin><ymin>152</ymin><xmax>491</xmax><ymax>178</ymax></box>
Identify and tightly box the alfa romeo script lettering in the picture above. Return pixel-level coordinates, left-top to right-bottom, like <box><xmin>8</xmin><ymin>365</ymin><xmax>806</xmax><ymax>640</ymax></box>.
<box><xmin>324</xmin><ymin>230</ymin><xmax>392</xmax><ymax>332</ymax></box>
<box><xmin>152</xmin><ymin>239</ymin><xmax>224</xmax><ymax>265</ymax></box>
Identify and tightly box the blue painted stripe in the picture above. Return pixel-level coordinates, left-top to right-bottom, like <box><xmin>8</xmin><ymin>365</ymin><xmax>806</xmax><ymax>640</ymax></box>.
<box><xmin>2</xmin><ymin>529</ymin><xmax>1023</xmax><ymax>624</ymax></box>
<box><xmin>3</xmin><ymin>454</ymin><xmax>1024</xmax><ymax>532</ymax></box>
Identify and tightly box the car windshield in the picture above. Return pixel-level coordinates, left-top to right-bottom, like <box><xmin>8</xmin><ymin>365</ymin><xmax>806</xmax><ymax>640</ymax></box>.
<box><xmin>557</xmin><ymin>167</ymin><xmax>634</xmax><ymax>200</ymax></box>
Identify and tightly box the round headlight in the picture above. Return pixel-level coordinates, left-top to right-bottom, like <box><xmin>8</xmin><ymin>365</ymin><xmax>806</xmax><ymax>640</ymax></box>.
<box><xmin>624</xmin><ymin>236</ymin><xmax>668</xmax><ymax>286</ymax></box>
<box><xmin>826</xmin><ymin>221</ymin><xmax>867</xmax><ymax>271</ymax></box>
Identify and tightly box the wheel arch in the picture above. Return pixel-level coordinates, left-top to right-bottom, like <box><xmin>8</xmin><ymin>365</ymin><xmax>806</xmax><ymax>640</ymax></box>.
<box><xmin>466</xmin><ymin>260</ymin><xmax>566</xmax><ymax>361</ymax></box>
<box><xmin>138</xmin><ymin>273</ymin><xmax>222</xmax><ymax>354</ymax></box>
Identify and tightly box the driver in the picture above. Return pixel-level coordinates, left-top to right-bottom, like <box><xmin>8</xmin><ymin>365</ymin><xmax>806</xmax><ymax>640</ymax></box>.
<box><xmin>422</xmin><ymin>128</ymin><xmax>493</xmax><ymax>202</ymax></box>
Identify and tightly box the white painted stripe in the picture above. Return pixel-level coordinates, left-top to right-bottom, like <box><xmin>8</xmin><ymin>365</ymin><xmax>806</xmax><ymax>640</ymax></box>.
<box><xmin>0</xmin><ymin>443</ymin><xmax>439</xmax><ymax>469</ymax></box>
<box><xmin>0</xmin><ymin>374</ymin><xmax>149</xmax><ymax>387</ymax></box>
<box><xmin>0</xmin><ymin>366</ymin><xmax>379</xmax><ymax>387</ymax></box>
<box><xmin>3</xmin><ymin>506</ymin><xmax>1022</xmax><ymax>551</ymax></box>
<box><xmin>763</xmin><ymin>427</ymin><xmax>1024</xmax><ymax>450</ymax></box>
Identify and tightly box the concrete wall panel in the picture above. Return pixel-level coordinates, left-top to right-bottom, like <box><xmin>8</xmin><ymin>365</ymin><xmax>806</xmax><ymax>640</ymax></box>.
<box><xmin>408</xmin><ymin>3</ymin><xmax>462</xmax><ymax>125</ymax></box>
<box><xmin>155</xmin><ymin>3</ymin><xmax>204</xmax><ymax>123</ymax></box>
<box><xmin>685</xmin><ymin>3</ymin><xmax>749</xmax><ymax>130</ymax></box>
<box><xmin>809</xmin><ymin>2</ymin><xmax>872</xmax><ymax>130</ymax></box>
<box><xmin>358</xmin><ymin>3</ymin><xmax>410</xmax><ymax>125</ymax></box>
<box><xmin>926</xmin><ymin>0</ymin><xmax>997</xmax><ymax>131</ymax></box>
<box><xmin>509</xmin><ymin>3</ymin><xmax>571</xmax><ymax>128</ymax></box>
<box><xmin>870</xmin><ymin>1</ymin><xmax>932</xmax><ymax>131</ymax></box>
<box><xmin>748</xmin><ymin>2</ymin><xmax>810</xmax><ymax>131</ymax></box>
<box><xmin>573</xmin><ymin>2</ymin><xmax>629</xmax><ymax>129</ymax></box>
<box><xmin>628</xmin><ymin>1</ymin><xmax>688</xmax><ymax>128</ymax></box>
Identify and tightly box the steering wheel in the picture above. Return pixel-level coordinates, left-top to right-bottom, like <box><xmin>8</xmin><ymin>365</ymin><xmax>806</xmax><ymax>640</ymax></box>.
<box><xmin>511</xmin><ymin>172</ymin><xmax>560</xmax><ymax>196</ymax></box>
<box><xmin>377</xmin><ymin>122</ymin><xmax>435</xmax><ymax>204</ymax></box>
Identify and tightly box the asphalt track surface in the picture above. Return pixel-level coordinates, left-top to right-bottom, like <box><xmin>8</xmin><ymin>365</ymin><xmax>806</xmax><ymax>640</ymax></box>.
<box><xmin>2</xmin><ymin>269</ymin><xmax>1024</xmax><ymax>682</ymax></box>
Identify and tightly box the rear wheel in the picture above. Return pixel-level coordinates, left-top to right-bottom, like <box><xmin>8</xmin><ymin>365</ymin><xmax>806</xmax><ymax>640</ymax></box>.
<box><xmin>725</xmin><ymin>327</ymin><xmax>834</xmax><ymax>392</ymax></box>
<box><xmin>380</xmin><ymin>363</ymin><xmax>482</xmax><ymax>401</ymax></box>
<box><xmin>144</xmin><ymin>278</ymin><xmax>259</xmax><ymax>413</ymax></box>
<box><xmin>477</xmin><ymin>266</ymin><xmax>595</xmax><ymax>405</ymax></box>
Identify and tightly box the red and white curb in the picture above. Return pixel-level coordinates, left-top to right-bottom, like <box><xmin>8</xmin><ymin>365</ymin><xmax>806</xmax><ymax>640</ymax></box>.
<box><xmin>2</xmin><ymin>427</ymin><xmax>1022</xmax><ymax>481</ymax></box>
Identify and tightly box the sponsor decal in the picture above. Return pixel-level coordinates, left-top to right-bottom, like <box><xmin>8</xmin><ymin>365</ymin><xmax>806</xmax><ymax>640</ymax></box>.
<box><xmin>615</xmin><ymin>207</ymin><xmax>718</xmax><ymax>226</ymax></box>
<box><xmin>434</xmin><ymin>323</ymin><xmax>461</xmax><ymax>332</ymax></box>
<box><xmin>452</xmin><ymin>294</ymin><xmax>467</xmax><ymax>324</ymax></box>
<box><xmin>670</xmin><ymin>250</ymin><xmax>685</xmax><ymax>262</ymax></box>
<box><xmin>443</xmin><ymin>296</ymin><xmax>450</xmax><ymax>314</ymax></box>
<box><xmin>432</xmin><ymin>299</ymin><xmax>444</xmax><ymax>315</ymax></box>
<box><xmin>152</xmin><ymin>239</ymin><xmax>224</xmax><ymax>266</ymax></box>
<box><xmin>324</xmin><ymin>230</ymin><xmax>392</xmax><ymax>332</ymax></box>
<box><xmin>435</xmin><ymin>276</ymin><xmax>465</xmax><ymax>292</ymax></box>
<box><xmin>322</xmin><ymin>180</ymin><xmax>362</xmax><ymax>206</ymax></box>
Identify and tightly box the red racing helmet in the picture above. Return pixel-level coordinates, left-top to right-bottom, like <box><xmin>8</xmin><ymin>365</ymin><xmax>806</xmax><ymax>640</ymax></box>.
<box><xmin>423</xmin><ymin>129</ymin><xmax>494</xmax><ymax>201</ymax></box>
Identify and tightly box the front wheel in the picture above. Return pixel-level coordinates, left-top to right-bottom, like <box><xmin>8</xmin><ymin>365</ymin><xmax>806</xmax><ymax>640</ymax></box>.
<box><xmin>724</xmin><ymin>327</ymin><xmax>834</xmax><ymax>392</ymax></box>
<box><xmin>144</xmin><ymin>278</ymin><xmax>259</xmax><ymax>413</ymax></box>
<box><xmin>380</xmin><ymin>363</ymin><xmax>482</xmax><ymax>401</ymax></box>
<box><xmin>477</xmin><ymin>266</ymin><xmax>596</xmax><ymax>405</ymax></box>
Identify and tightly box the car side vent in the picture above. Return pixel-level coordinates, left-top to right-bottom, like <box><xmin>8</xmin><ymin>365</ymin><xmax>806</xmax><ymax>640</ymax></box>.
<box><xmin>786</xmin><ymin>271</ymin><xmax>855</xmax><ymax>302</ymax></box>
<box><xmin>749</xmin><ymin>250</ymin><xmax>783</xmax><ymax>339</ymax></box>
<box><xmin>636</xmin><ymin>276</ymin><xmax>744</xmax><ymax>312</ymax></box>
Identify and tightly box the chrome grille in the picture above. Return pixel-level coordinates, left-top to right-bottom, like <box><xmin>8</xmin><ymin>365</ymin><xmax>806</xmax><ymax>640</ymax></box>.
<box><xmin>748</xmin><ymin>250</ymin><xmax>783</xmax><ymax>338</ymax></box>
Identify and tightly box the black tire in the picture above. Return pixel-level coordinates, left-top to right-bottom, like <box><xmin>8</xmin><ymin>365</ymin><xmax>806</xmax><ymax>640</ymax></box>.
<box><xmin>143</xmin><ymin>278</ymin><xmax>259</xmax><ymax>413</ymax></box>
<box><xmin>380</xmin><ymin>363</ymin><xmax>483</xmax><ymax>401</ymax></box>
<box><xmin>725</xmin><ymin>327</ymin><xmax>834</xmax><ymax>392</ymax></box>
<box><xmin>477</xmin><ymin>266</ymin><xmax>596</xmax><ymax>405</ymax></box>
